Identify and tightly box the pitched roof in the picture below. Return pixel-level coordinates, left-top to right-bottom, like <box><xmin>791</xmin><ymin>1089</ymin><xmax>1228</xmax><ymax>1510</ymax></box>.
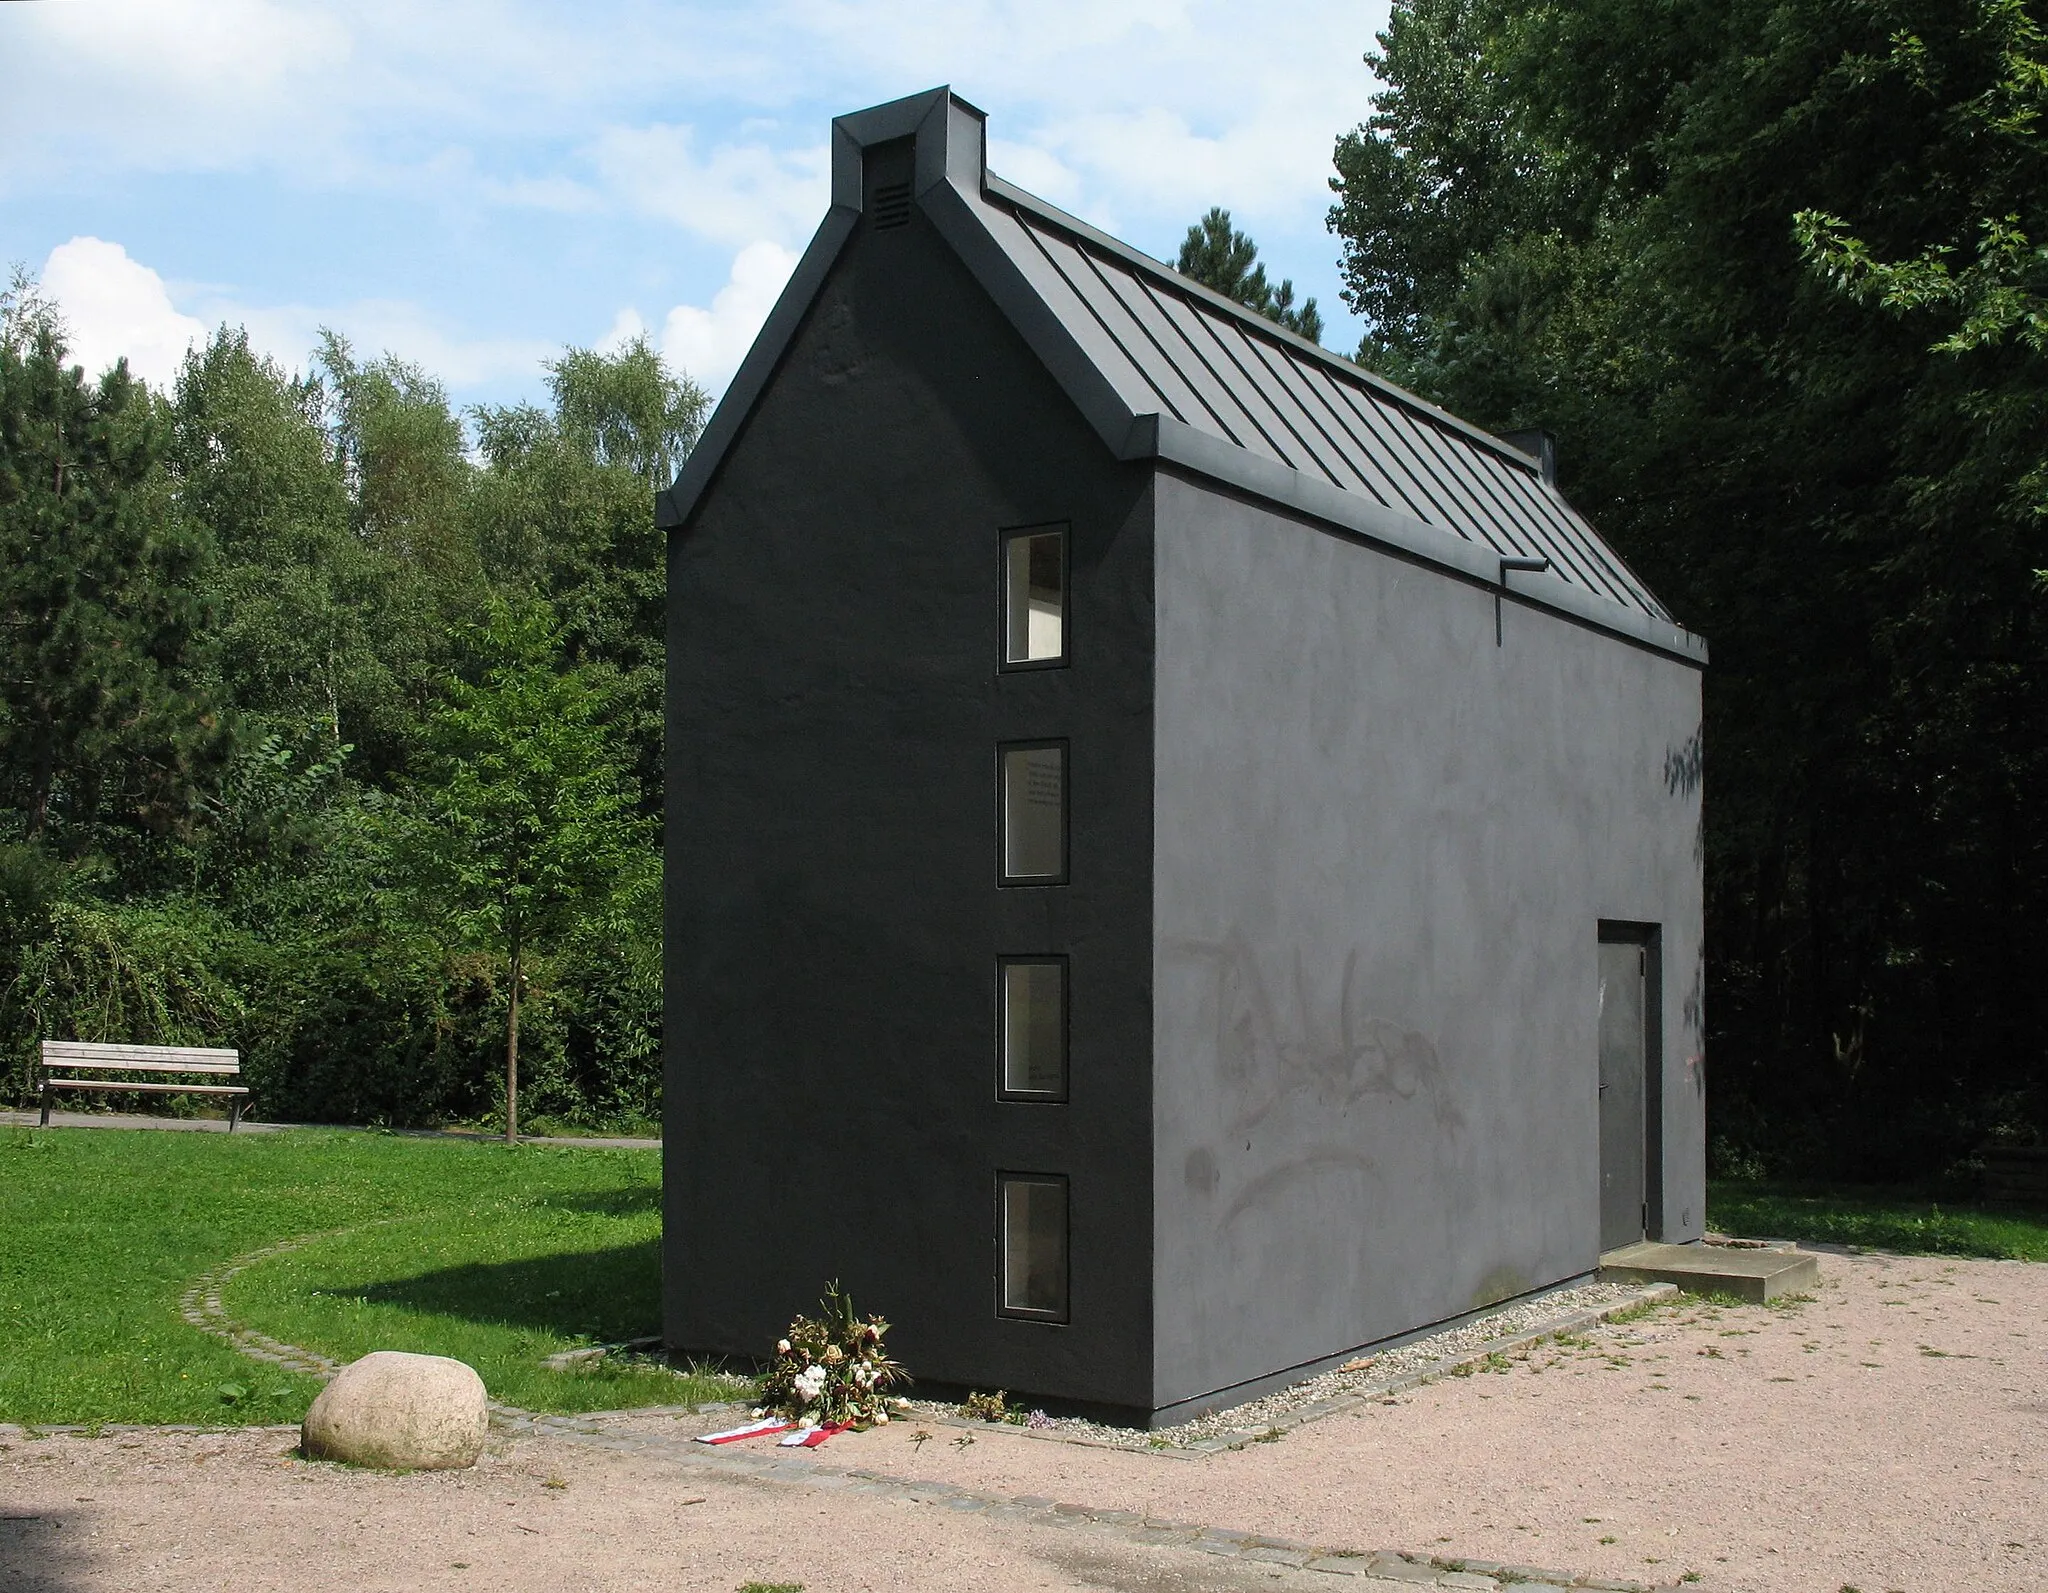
<box><xmin>658</xmin><ymin>89</ymin><xmax>1705</xmax><ymax>666</ymax></box>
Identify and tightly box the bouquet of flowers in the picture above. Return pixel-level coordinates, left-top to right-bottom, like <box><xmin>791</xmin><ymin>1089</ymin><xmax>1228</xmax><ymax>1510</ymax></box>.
<box><xmin>757</xmin><ymin>1281</ymin><xmax>905</xmax><ymax>1429</ymax></box>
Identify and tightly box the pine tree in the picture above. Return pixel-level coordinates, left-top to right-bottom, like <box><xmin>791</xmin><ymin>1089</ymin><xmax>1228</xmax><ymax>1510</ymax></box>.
<box><xmin>1176</xmin><ymin>207</ymin><xmax>1325</xmax><ymax>343</ymax></box>
<box><xmin>0</xmin><ymin>308</ymin><xmax>224</xmax><ymax>843</ymax></box>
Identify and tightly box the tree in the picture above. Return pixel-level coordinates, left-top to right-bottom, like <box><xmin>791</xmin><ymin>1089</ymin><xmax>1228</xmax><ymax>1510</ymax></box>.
<box><xmin>171</xmin><ymin>329</ymin><xmax>378</xmax><ymax>759</ymax></box>
<box><xmin>1</xmin><ymin>270</ymin><xmax>673</xmax><ymax>1132</ymax></box>
<box><xmin>1793</xmin><ymin>2</ymin><xmax>2047</xmax><ymax>355</ymax></box>
<box><xmin>0</xmin><ymin>304</ymin><xmax>225</xmax><ymax>844</ymax></box>
<box><xmin>1327</xmin><ymin>0</ymin><xmax>2048</xmax><ymax>1174</ymax></box>
<box><xmin>1793</xmin><ymin>2</ymin><xmax>2048</xmax><ymax>515</ymax></box>
<box><xmin>1176</xmin><ymin>208</ymin><xmax>1326</xmax><ymax>343</ymax></box>
<box><xmin>469</xmin><ymin>336</ymin><xmax>708</xmax><ymax>806</ymax></box>
<box><xmin>545</xmin><ymin>336</ymin><xmax>708</xmax><ymax>489</ymax></box>
<box><xmin>1</xmin><ymin>265</ymin><xmax>62</xmax><ymax>356</ymax></box>
<box><xmin>1327</xmin><ymin>0</ymin><xmax>1599</xmax><ymax>366</ymax></box>
<box><xmin>406</xmin><ymin>599</ymin><xmax>647</xmax><ymax>1142</ymax></box>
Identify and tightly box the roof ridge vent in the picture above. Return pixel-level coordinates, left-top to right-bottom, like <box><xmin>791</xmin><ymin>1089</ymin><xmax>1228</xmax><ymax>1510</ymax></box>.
<box><xmin>871</xmin><ymin>180</ymin><xmax>912</xmax><ymax>230</ymax></box>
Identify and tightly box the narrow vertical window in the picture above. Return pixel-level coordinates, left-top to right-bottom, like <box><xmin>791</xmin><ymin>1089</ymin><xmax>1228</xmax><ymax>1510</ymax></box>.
<box><xmin>1000</xmin><ymin>959</ymin><xmax>1067</xmax><ymax>1099</ymax></box>
<box><xmin>1000</xmin><ymin>741</ymin><xmax>1067</xmax><ymax>883</ymax></box>
<box><xmin>1003</xmin><ymin>527</ymin><xmax>1066</xmax><ymax>666</ymax></box>
<box><xmin>999</xmin><ymin>1175</ymin><xmax>1069</xmax><ymax>1320</ymax></box>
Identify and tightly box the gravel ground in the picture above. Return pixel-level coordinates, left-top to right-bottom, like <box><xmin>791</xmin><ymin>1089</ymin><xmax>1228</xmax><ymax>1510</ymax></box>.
<box><xmin>608</xmin><ymin>1249</ymin><xmax>2046</xmax><ymax>1592</ymax></box>
<box><xmin>6</xmin><ymin>1250</ymin><xmax>2041</xmax><ymax>1592</ymax></box>
<box><xmin>908</xmin><ymin>1280</ymin><xmax>1655</xmax><ymax>1450</ymax></box>
<box><xmin>0</xmin><ymin>1423</ymin><xmax>1457</xmax><ymax>1593</ymax></box>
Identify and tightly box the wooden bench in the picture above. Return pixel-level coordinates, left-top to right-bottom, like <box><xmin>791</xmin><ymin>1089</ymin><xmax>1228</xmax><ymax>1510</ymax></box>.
<box><xmin>1983</xmin><ymin>1144</ymin><xmax>2048</xmax><ymax>1206</ymax></box>
<box><xmin>40</xmin><ymin>1041</ymin><xmax>250</xmax><ymax>1130</ymax></box>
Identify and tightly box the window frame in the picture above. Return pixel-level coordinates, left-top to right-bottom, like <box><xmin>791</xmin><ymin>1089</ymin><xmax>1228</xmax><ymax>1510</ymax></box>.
<box><xmin>995</xmin><ymin>1171</ymin><xmax>1071</xmax><ymax>1323</ymax></box>
<box><xmin>996</xmin><ymin>955</ymin><xmax>1070</xmax><ymax>1103</ymax></box>
<box><xmin>996</xmin><ymin>738</ymin><xmax>1070</xmax><ymax>887</ymax></box>
<box><xmin>998</xmin><ymin>523</ymin><xmax>1070</xmax><ymax>673</ymax></box>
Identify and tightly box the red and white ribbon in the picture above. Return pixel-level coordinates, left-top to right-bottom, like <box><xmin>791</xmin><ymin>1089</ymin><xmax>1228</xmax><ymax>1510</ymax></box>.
<box><xmin>777</xmin><ymin>1421</ymin><xmax>853</xmax><ymax>1448</ymax></box>
<box><xmin>694</xmin><ymin>1417</ymin><xmax>794</xmax><ymax>1445</ymax></box>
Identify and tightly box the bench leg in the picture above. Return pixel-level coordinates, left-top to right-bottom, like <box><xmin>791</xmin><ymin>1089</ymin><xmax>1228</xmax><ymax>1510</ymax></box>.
<box><xmin>229</xmin><ymin>1097</ymin><xmax>242</xmax><ymax>1132</ymax></box>
<box><xmin>40</xmin><ymin>1083</ymin><xmax>51</xmax><ymax>1128</ymax></box>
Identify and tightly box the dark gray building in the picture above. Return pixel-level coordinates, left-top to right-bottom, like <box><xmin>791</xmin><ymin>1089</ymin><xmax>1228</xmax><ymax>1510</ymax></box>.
<box><xmin>659</xmin><ymin>87</ymin><xmax>1707</xmax><ymax>1425</ymax></box>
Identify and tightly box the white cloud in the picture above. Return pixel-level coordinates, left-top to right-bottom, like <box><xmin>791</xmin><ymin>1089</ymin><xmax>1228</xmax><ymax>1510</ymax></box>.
<box><xmin>762</xmin><ymin>0</ymin><xmax>1381</xmax><ymax>233</ymax></box>
<box><xmin>0</xmin><ymin>1</ymin><xmax>354</xmax><ymax>180</ymax></box>
<box><xmin>215</xmin><ymin>296</ymin><xmax>554</xmax><ymax>390</ymax></box>
<box><xmin>4</xmin><ymin>1</ymin><xmax>1393</xmax><ymax>400</ymax></box>
<box><xmin>985</xmin><ymin>139</ymin><xmax>1083</xmax><ymax>210</ymax></box>
<box><xmin>0</xmin><ymin>1</ymin><xmax>1381</xmax><ymax>231</ymax></box>
<box><xmin>589</xmin><ymin>126</ymin><xmax>828</xmax><ymax>248</ymax></box>
<box><xmin>645</xmin><ymin>240</ymin><xmax>800</xmax><ymax>393</ymax></box>
<box><xmin>23</xmin><ymin>0</ymin><xmax>352</xmax><ymax>102</ymax></box>
<box><xmin>40</xmin><ymin>238</ymin><xmax>208</xmax><ymax>389</ymax></box>
<box><xmin>599</xmin><ymin>306</ymin><xmax>652</xmax><ymax>352</ymax></box>
<box><xmin>324</xmin><ymin>300</ymin><xmax>556</xmax><ymax>389</ymax></box>
<box><xmin>36</xmin><ymin>237</ymin><xmax>555</xmax><ymax>396</ymax></box>
<box><xmin>481</xmin><ymin>173</ymin><xmax>604</xmax><ymax>214</ymax></box>
<box><xmin>0</xmin><ymin>1</ymin><xmax>802</xmax><ymax>201</ymax></box>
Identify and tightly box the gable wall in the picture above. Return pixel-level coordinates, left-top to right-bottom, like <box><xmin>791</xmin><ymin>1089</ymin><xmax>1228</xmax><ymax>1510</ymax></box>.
<box><xmin>1149</xmin><ymin>473</ymin><xmax>1705</xmax><ymax>1415</ymax></box>
<box><xmin>664</xmin><ymin>196</ymin><xmax>1157</xmax><ymax>1411</ymax></box>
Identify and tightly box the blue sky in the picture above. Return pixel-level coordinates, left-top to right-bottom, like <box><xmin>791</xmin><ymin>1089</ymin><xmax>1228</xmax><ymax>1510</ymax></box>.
<box><xmin>1</xmin><ymin>0</ymin><xmax>1392</xmax><ymax>411</ymax></box>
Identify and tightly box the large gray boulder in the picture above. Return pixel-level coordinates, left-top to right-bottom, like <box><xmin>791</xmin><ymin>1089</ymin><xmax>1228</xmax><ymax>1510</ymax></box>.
<box><xmin>301</xmin><ymin>1351</ymin><xmax>489</xmax><ymax>1470</ymax></box>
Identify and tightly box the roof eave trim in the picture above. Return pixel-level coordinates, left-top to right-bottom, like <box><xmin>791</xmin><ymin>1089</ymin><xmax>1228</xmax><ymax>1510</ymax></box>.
<box><xmin>657</xmin><ymin>205</ymin><xmax>860</xmax><ymax>531</ymax></box>
<box><xmin>1128</xmin><ymin>414</ymin><xmax>1709</xmax><ymax>667</ymax></box>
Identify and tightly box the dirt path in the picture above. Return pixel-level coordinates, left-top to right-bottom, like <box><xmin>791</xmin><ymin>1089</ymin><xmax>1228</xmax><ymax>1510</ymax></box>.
<box><xmin>4</xmin><ymin>1250</ymin><xmax>2039</xmax><ymax>1592</ymax></box>
<box><xmin>768</xmin><ymin>1250</ymin><xmax>2042</xmax><ymax>1593</ymax></box>
<box><xmin>0</xmin><ymin>1423</ymin><xmax>1447</xmax><ymax>1593</ymax></box>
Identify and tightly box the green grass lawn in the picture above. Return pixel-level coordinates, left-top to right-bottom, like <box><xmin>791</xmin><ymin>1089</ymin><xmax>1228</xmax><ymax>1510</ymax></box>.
<box><xmin>1709</xmin><ymin>1179</ymin><xmax>2048</xmax><ymax>1261</ymax></box>
<box><xmin>0</xmin><ymin>1125</ymin><xmax>743</xmax><ymax>1427</ymax></box>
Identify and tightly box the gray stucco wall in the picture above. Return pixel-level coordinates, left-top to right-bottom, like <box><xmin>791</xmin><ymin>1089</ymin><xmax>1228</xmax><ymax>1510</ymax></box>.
<box><xmin>664</xmin><ymin>192</ymin><xmax>1157</xmax><ymax>1414</ymax></box>
<box><xmin>1149</xmin><ymin>472</ymin><xmax>1704</xmax><ymax>1414</ymax></box>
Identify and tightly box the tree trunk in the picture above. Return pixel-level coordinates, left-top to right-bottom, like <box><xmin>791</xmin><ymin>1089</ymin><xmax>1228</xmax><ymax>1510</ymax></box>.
<box><xmin>505</xmin><ymin>942</ymin><xmax>521</xmax><ymax>1146</ymax></box>
<box><xmin>26</xmin><ymin>741</ymin><xmax>53</xmax><ymax>836</ymax></box>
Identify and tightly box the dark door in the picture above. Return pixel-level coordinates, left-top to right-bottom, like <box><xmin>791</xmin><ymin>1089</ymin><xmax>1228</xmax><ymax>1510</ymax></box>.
<box><xmin>1598</xmin><ymin>938</ymin><xmax>1648</xmax><ymax>1251</ymax></box>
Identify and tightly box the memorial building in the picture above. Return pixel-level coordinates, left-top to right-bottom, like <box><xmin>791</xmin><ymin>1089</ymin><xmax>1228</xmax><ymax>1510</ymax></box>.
<box><xmin>659</xmin><ymin>88</ymin><xmax>1708</xmax><ymax>1424</ymax></box>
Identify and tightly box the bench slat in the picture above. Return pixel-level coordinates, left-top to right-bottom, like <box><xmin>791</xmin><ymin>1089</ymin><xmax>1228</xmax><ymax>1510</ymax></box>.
<box><xmin>46</xmin><ymin>1080</ymin><xmax>249</xmax><ymax>1096</ymax></box>
<box><xmin>42</xmin><ymin>1059</ymin><xmax>241</xmax><ymax>1075</ymax></box>
<box><xmin>43</xmin><ymin>1041</ymin><xmax>238</xmax><ymax>1065</ymax></box>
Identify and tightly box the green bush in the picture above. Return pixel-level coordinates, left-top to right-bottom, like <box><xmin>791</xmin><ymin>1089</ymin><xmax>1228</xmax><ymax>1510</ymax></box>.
<box><xmin>1</xmin><ymin>883</ymin><xmax>663</xmax><ymax>1133</ymax></box>
<box><xmin>0</xmin><ymin>895</ymin><xmax>248</xmax><ymax>1104</ymax></box>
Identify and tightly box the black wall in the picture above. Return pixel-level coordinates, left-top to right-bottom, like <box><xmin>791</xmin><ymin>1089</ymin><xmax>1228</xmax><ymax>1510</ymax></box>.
<box><xmin>664</xmin><ymin>181</ymin><xmax>1157</xmax><ymax>1412</ymax></box>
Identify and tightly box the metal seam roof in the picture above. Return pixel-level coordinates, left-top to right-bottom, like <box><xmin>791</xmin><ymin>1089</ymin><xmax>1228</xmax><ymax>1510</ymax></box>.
<box><xmin>971</xmin><ymin>182</ymin><xmax>1675</xmax><ymax>623</ymax></box>
<box><xmin>658</xmin><ymin>88</ymin><xmax>1700</xmax><ymax>662</ymax></box>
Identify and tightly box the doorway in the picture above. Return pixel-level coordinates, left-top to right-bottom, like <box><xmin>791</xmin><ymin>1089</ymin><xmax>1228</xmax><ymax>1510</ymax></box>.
<box><xmin>1597</xmin><ymin>925</ymin><xmax>1661</xmax><ymax>1251</ymax></box>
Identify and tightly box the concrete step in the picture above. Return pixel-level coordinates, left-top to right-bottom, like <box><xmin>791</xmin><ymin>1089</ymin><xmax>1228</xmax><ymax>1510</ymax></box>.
<box><xmin>1597</xmin><ymin>1240</ymin><xmax>1819</xmax><ymax>1302</ymax></box>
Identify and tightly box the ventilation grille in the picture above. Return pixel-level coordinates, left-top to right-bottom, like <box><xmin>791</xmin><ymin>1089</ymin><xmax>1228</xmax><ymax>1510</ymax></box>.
<box><xmin>871</xmin><ymin>181</ymin><xmax>912</xmax><ymax>230</ymax></box>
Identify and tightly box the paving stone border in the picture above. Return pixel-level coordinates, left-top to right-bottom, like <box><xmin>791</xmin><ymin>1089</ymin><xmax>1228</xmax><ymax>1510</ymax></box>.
<box><xmin>177</xmin><ymin>1229</ymin><xmax>352</xmax><ymax>1379</ymax></box>
<box><xmin>177</xmin><ymin>1220</ymin><xmax>560</xmax><ymax>1418</ymax></box>
<box><xmin>538</xmin><ymin>1335</ymin><xmax>665</xmax><ymax>1371</ymax></box>
<box><xmin>156</xmin><ymin>1234</ymin><xmax>1677</xmax><ymax>1593</ymax></box>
